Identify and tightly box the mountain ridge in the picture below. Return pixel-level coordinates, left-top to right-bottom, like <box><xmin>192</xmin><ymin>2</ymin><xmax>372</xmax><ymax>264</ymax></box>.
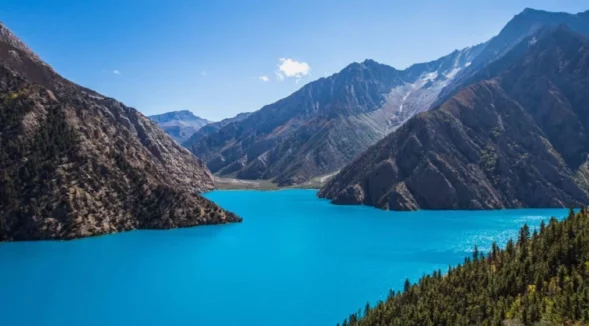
<box><xmin>0</xmin><ymin>23</ymin><xmax>240</xmax><ymax>241</ymax></box>
<box><xmin>187</xmin><ymin>45</ymin><xmax>482</xmax><ymax>185</ymax></box>
<box><xmin>183</xmin><ymin>111</ymin><xmax>251</xmax><ymax>147</ymax></box>
<box><xmin>187</xmin><ymin>7</ymin><xmax>585</xmax><ymax>186</ymax></box>
<box><xmin>149</xmin><ymin>110</ymin><xmax>211</xmax><ymax>143</ymax></box>
<box><xmin>319</xmin><ymin>25</ymin><xmax>589</xmax><ymax>210</ymax></box>
<box><xmin>436</xmin><ymin>7</ymin><xmax>589</xmax><ymax>106</ymax></box>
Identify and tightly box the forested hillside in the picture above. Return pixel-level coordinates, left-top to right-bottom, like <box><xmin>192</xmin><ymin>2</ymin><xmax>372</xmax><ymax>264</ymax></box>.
<box><xmin>340</xmin><ymin>208</ymin><xmax>589</xmax><ymax>326</ymax></box>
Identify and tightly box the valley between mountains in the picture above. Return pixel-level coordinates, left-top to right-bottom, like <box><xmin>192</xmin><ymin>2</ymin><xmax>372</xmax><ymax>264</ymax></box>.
<box><xmin>162</xmin><ymin>8</ymin><xmax>589</xmax><ymax>193</ymax></box>
<box><xmin>321</xmin><ymin>25</ymin><xmax>589</xmax><ymax>210</ymax></box>
<box><xmin>2</xmin><ymin>7</ymin><xmax>589</xmax><ymax>238</ymax></box>
<box><xmin>4</xmin><ymin>5</ymin><xmax>589</xmax><ymax>326</ymax></box>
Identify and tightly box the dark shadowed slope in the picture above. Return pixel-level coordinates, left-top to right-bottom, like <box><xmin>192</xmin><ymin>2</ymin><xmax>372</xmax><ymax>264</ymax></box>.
<box><xmin>319</xmin><ymin>26</ymin><xmax>589</xmax><ymax>210</ymax></box>
<box><xmin>187</xmin><ymin>47</ymin><xmax>483</xmax><ymax>186</ymax></box>
<box><xmin>149</xmin><ymin>110</ymin><xmax>211</xmax><ymax>143</ymax></box>
<box><xmin>0</xmin><ymin>22</ymin><xmax>240</xmax><ymax>241</ymax></box>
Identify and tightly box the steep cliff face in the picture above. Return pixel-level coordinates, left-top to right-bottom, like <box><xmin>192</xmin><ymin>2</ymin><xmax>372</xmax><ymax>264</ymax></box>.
<box><xmin>0</xmin><ymin>23</ymin><xmax>240</xmax><ymax>241</ymax></box>
<box><xmin>319</xmin><ymin>27</ymin><xmax>589</xmax><ymax>210</ymax></box>
<box><xmin>188</xmin><ymin>47</ymin><xmax>481</xmax><ymax>185</ymax></box>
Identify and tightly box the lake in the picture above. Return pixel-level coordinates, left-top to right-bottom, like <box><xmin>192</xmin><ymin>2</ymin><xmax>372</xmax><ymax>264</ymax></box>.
<box><xmin>0</xmin><ymin>189</ymin><xmax>569</xmax><ymax>326</ymax></box>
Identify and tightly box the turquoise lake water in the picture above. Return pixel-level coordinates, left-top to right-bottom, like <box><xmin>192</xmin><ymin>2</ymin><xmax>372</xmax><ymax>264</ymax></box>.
<box><xmin>0</xmin><ymin>189</ymin><xmax>569</xmax><ymax>326</ymax></box>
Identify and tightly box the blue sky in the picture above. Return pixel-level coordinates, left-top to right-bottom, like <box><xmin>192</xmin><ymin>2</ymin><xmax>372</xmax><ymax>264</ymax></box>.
<box><xmin>2</xmin><ymin>0</ymin><xmax>588</xmax><ymax>121</ymax></box>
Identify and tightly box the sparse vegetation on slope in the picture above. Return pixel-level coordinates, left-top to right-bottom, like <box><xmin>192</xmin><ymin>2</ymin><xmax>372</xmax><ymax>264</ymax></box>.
<box><xmin>0</xmin><ymin>22</ymin><xmax>241</xmax><ymax>241</ymax></box>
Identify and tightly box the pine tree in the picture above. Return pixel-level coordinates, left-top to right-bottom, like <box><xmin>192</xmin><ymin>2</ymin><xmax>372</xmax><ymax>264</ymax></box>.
<box><xmin>339</xmin><ymin>209</ymin><xmax>589</xmax><ymax>326</ymax></box>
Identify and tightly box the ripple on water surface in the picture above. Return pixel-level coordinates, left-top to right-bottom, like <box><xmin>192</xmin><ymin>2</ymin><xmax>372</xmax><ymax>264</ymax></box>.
<box><xmin>0</xmin><ymin>189</ymin><xmax>569</xmax><ymax>326</ymax></box>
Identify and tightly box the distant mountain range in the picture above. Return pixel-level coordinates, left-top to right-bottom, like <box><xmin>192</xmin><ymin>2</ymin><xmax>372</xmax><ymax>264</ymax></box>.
<box><xmin>148</xmin><ymin>110</ymin><xmax>211</xmax><ymax>143</ymax></box>
<box><xmin>320</xmin><ymin>24</ymin><xmax>589</xmax><ymax>210</ymax></box>
<box><xmin>187</xmin><ymin>8</ymin><xmax>589</xmax><ymax>186</ymax></box>
<box><xmin>187</xmin><ymin>46</ymin><xmax>482</xmax><ymax>185</ymax></box>
<box><xmin>183</xmin><ymin>112</ymin><xmax>251</xmax><ymax>146</ymax></box>
<box><xmin>0</xmin><ymin>22</ymin><xmax>240</xmax><ymax>240</ymax></box>
<box><xmin>2</xmin><ymin>6</ymin><xmax>588</xmax><ymax>242</ymax></box>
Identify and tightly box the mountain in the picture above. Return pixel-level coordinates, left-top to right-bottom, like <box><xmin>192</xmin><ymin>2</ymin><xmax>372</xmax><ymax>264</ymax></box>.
<box><xmin>187</xmin><ymin>47</ymin><xmax>483</xmax><ymax>186</ymax></box>
<box><xmin>0</xmin><ymin>22</ymin><xmax>240</xmax><ymax>241</ymax></box>
<box><xmin>319</xmin><ymin>26</ymin><xmax>589</xmax><ymax>210</ymax></box>
<box><xmin>438</xmin><ymin>8</ymin><xmax>589</xmax><ymax>104</ymax></box>
<box><xmin>149</xmin><ymin>110</ymin><xmax>211</xmax><ymax>143</ymax></box>
<box><xmin>187</xmin><ymin>8</ymin><xmax>589</xmax><ymax>187</ymax></box>
<box><xmin>183</xmin><ymin>111</ymin><xmax>251</xmax><ymax>146</ymax></box>
<box><xmin>340</xmin><ymin>208</ymin><xmax>589</xmax><ymax>325</ymax></box>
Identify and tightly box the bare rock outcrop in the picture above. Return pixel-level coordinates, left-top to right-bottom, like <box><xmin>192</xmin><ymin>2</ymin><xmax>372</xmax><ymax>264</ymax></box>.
<box><xmin>320</xmin><ymin>27</ymin><xmax>589</xmax><ymax>211</ymax></box>
<box><xmin>0</xmin><ymin>23</ymin><xmax>240</xmax><ymax>241</ymax></box>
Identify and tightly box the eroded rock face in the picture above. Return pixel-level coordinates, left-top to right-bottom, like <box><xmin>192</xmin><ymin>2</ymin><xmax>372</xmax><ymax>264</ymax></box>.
<box><xmin>0</xmin><ymin>24</ymin><xmax>240</xmax><ymax>241</ymax></box>
<box><xmin>438</xmin><ymin>8</ymin><xmax>589</xmax><ymax>106</ymax></box>
<box><xmin>187</xmin><ymin>49</ymin><xmax>483</xmax><ymax>186</ymax></box>
<box><xmin>182</xmin><ymin>112</ymin><xmax>252</xmax><ymax>147</ymax></box>
<box><xmin>0</xmin><ymin>22</ymin><xmax>42</xmax><ymax>62</ymax></box>
<box><xmin>186</xmin><ymin>9</ymin><xmax>589</xmax><ymax>187</ymax></box>
<box><xmin>331</xmin><ymin>184</ymin><xmax>365</xmax><ymax>206</ymax></box>
<box><xmin>320</xmin><ymin>27</ymin><xmax>589</xmax><ymax>211</ymax></box>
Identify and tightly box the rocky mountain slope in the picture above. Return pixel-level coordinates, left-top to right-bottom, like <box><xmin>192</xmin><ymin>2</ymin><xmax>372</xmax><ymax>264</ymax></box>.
<box><xmin>319</xmin><ymin>26</ymin><xmax>589</xmax><ymax>210</ymax></box>
<box><xmin>149</xmin><ymin>110</ymin><xmax>211</xmax><ymax>143</ymax></box>
<box><xmin>0</xmin><ymin>22</ymin><xmax>240</xmax><ymax>241</ymax></box>
<box><xmin>438</xmin><ymin>8</ymin><xmax>589</xmax><ymax>104</ymax></box>
<box><xmin>183</xmin><ymin>111</ymin><xmax>251</xmax><ymax>146</ymax></box>
<box><xmin>187</xmin><ymin>47</ymin><xmax>483</xmax><ymax>186</ymax></box>
<box><xmin>188</xmin><ymin>8</ymin><xmax>589</xmax><ymax>187</ymax></box>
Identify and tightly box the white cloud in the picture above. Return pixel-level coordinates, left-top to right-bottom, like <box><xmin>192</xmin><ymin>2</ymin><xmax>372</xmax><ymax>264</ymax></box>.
<box><xmin>201</xmin><ymin>70</ymin><xmax>208</xmax><ymax>77</ymax></box>
<box><xmin>276</xmin><ymin>58</ymin><xmax>310</xmax><ymax>81</ymax></box>
<box><xmin>113</xmin><ymin>70</ymin><xmax>121</xmax><ymax>75</ymax></box>
<box><xmin>258</xmin><ymin>75</ymin><xmax>269</xmax><ymax>82</ymax></box>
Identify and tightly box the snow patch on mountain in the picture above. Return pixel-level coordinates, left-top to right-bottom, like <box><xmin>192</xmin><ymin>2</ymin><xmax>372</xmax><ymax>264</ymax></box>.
<box><xmin>371</xmin><ymin>46</ymin><xmax>480</xmax><ymax>135</ymax></box>
<box><xmin>399</xmin><ymin>90</ymin><xmax>411</xmax><ymax>113</ymax></box>
<box><xmin>445</xmin><ymin>67</ymin><xmax>462</xmax><ymax>79</ymax></box>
